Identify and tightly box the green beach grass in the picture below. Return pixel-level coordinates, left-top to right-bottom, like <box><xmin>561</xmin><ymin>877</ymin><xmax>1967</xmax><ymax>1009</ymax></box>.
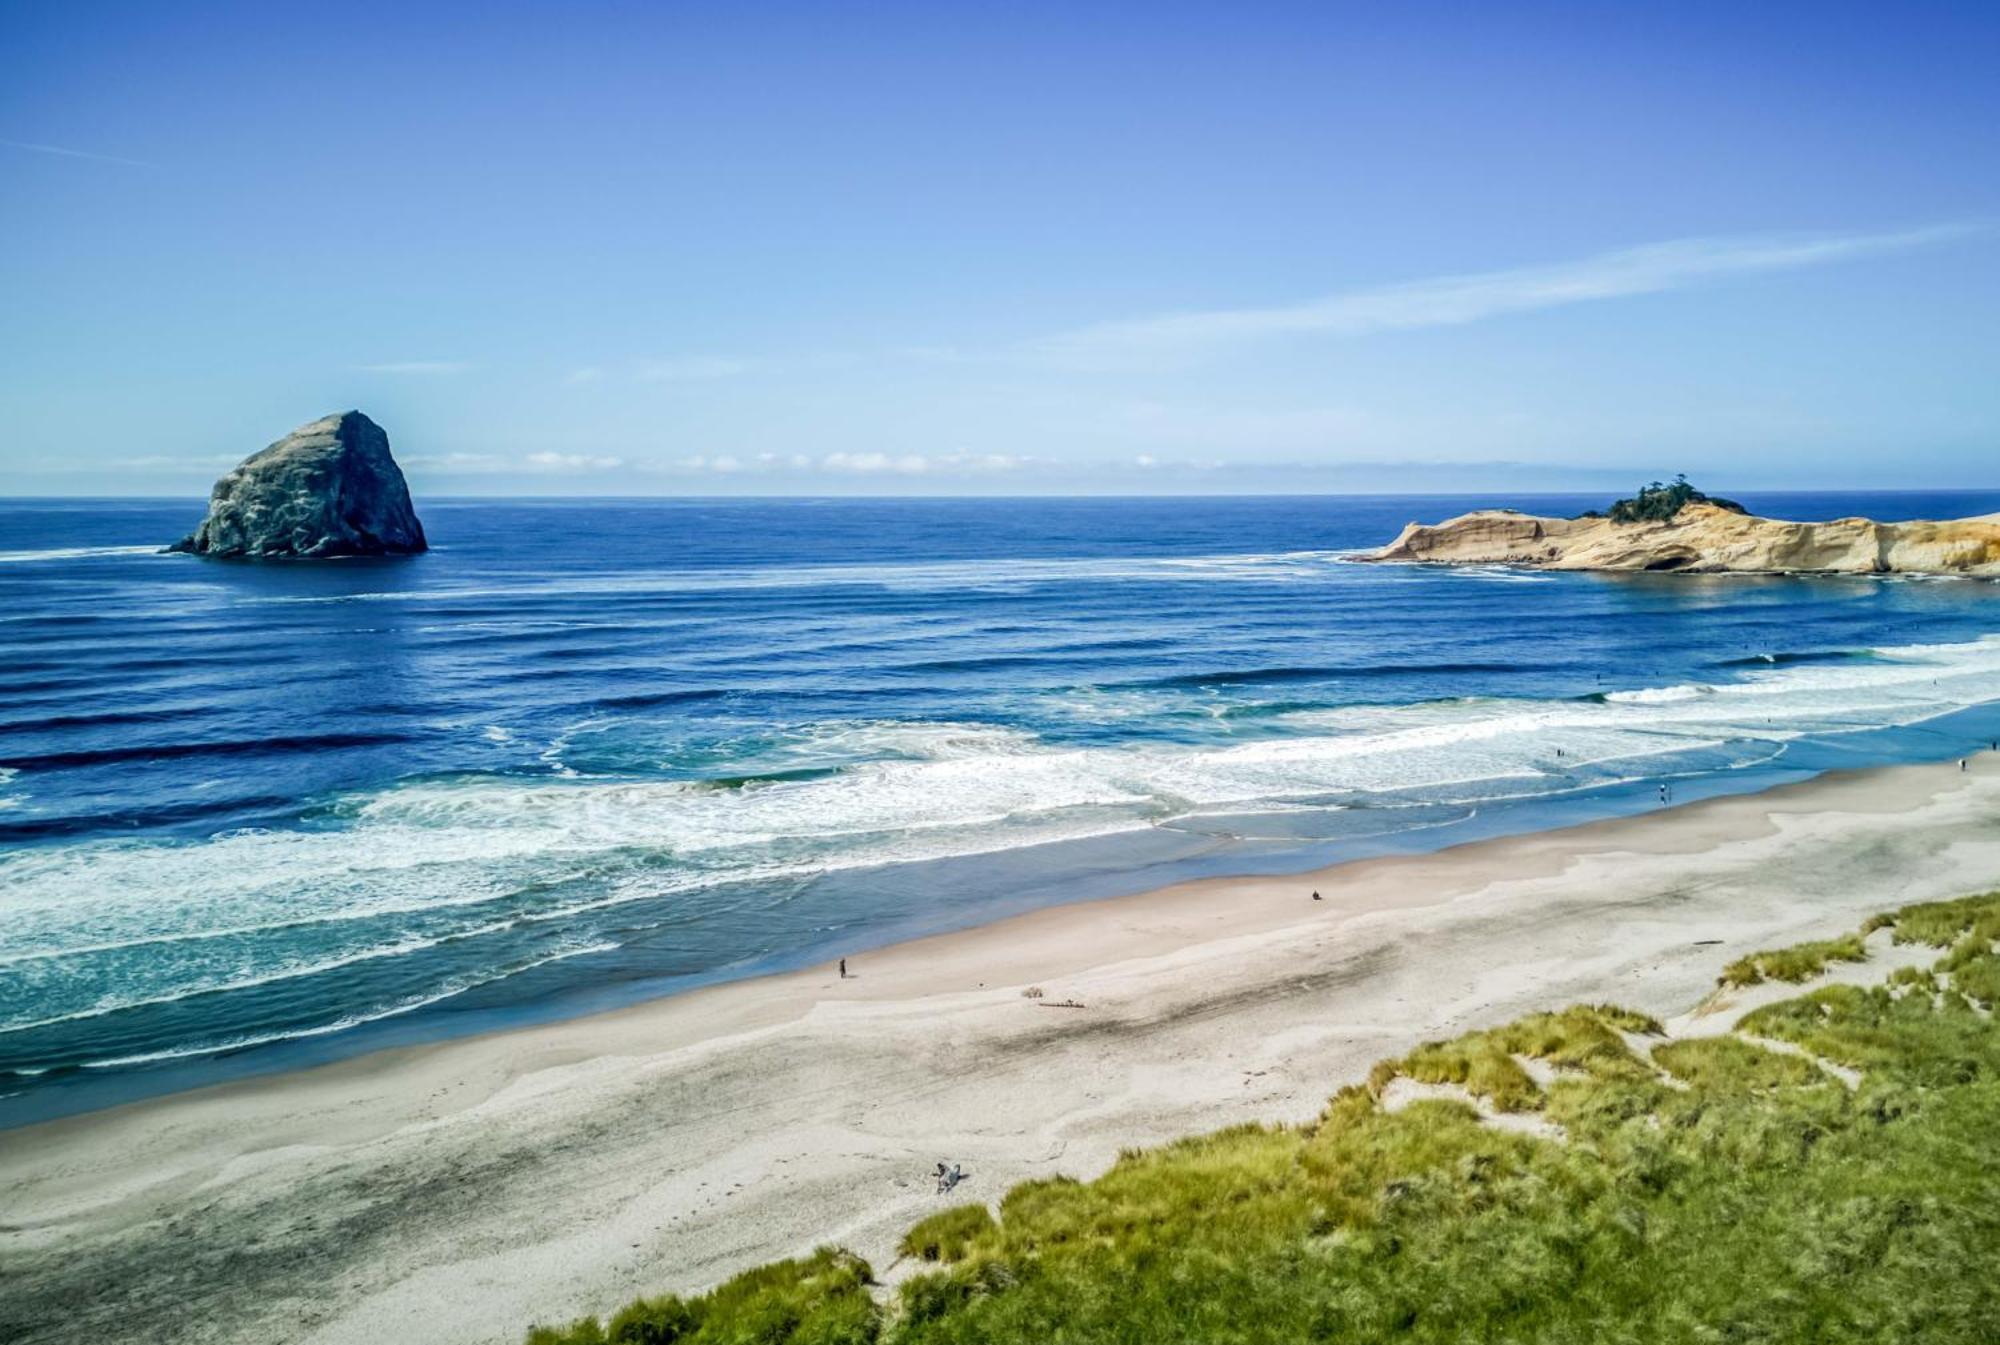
<box><xmin>525</xmin><ymin>892</ymin><xmax>2000</xmax><ymax>1344</ymax></box>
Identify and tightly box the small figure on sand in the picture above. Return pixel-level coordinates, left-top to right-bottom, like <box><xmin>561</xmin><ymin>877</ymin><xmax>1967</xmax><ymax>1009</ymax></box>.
<box><xmin>1311</xmin><ymin>890</ymin><xmax>1321</xmax><ymax>901</ymax></box>
<box><xmin>839</xmin><ymin>957</ymin><xmax>847</xmax><ymax>979</ymax></box>
<box><xmin>1961</xmin><ymin>759</ymin><xmax>1968</xmax><ymax>772</ymax></box>
<box><xmin>935</xmin><ymin>1162</ymin><xmax>964</xmax><ymax>1194</ymax></box>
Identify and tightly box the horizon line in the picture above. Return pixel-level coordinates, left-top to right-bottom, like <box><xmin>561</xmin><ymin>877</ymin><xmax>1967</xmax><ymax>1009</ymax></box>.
<box><xmin>6</xmin><ymin>484</ymin><xmax>1998</xmax><ymax>503</ymax></box>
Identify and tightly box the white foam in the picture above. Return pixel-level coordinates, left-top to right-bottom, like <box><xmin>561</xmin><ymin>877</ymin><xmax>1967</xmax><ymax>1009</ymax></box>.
<box><xmin>0</xmin><ymin>917</ymin><xmax>526</xmax><ymax>1034</ymax></box>
<box><xmin>247</xmin><ymin>549</ymin><xmax>1366</xmax><ymax>605</ymax></box>
<box><xmin>70</xmin><ymin>939</ymin><xmax>618</xmax><ymax>1069</ymax></box>
<box><xmin>1605</xmin><ymin>684</ymin><xmax>1715</xmax><ymax>704</ymax></box>
<box><xmin>0</xmin><ymin>544</ymin><xmax>162</xmax><ymax>564</ymax></box>
<box><xmin>6</xmin><ymin>635</ymin><xmax>2000</xmax><ymax>1034</ymax></box>
<box><xmin>1452</xmin><ymin>565</ymin><xmax>1560</xmax><ymax>584</ymax></box>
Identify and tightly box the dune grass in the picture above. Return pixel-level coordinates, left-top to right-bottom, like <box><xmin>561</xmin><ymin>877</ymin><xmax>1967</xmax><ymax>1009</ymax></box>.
<box><xmin>524</xmin><ymin>1247</ymin><xmax>876</xmax><ymax>1345</ymax></box>
<box><xmin>525</xmin><ymin>892</ymin><xmax>2000</xmax><ymax>1345</ymax></box>
<box><xmin>1867</xmin><ymin>892</ymin><xmax>2000</xmax><ymax>949</ymax></box>
<box><xmin>1719</xmin><ymin>932</ymin><xmax>1868</xmax><ymax>987</ymax></box>
<box><xmin>1366</xmin><ymin>1003</ymin><xmax>1661</xmax><ymax>1113</ymax></box>
<box><xmin>898</xmin><ymin>1205</ymin><xmax>995</xmax><ymax>1263</ymax></box>
<box><xmin>1650</xmin><ymin>1035</ymin><xmax>1824</xmax><ymax>1092</ymax></box>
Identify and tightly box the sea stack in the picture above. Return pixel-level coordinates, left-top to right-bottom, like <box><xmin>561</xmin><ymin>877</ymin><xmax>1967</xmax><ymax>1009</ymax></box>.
<box><xmin>168</xmin><ymin>411</ymin><xmax>428</xmax><ymax>558</ymax></box>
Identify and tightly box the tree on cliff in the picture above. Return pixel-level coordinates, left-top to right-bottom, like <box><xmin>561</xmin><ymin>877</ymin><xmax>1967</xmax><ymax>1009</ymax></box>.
<box><xmin>1591</xmin><ymin>475</ymin><xmax>1746</xmax><ymax>523</ymax></box>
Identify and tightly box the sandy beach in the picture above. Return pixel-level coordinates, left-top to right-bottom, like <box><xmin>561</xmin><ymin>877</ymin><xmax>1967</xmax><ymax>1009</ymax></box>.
<box><xmin>5</xmin><ymin>755</ymin><xmax>2000</xmax><ymax>1345</ymax></box>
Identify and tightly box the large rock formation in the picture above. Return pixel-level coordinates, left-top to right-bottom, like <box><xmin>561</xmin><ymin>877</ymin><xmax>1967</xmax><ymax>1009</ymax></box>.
<box><xmin>169</xmin><ymin>411</ymin><xmax>427</xmax><ymax>558</ymax></box>
<box><xmin>1364</xmin><ymin>501</ymin><xmax>2000</xmax><ymax>576</ymax></box>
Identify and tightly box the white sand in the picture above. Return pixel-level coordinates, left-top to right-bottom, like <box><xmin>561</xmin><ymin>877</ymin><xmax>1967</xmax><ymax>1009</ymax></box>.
<box><xmin>4</xmin><ymin>756</ymin><xmax>1999</xmax><ymax>1345</ymax></box>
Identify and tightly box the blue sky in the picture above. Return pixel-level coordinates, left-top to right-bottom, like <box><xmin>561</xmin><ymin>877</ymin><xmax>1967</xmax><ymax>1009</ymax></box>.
<box><xmin>3</xmin><ymin>2</ymin><xmax>1997</xmax><ymax>496</ymax></box>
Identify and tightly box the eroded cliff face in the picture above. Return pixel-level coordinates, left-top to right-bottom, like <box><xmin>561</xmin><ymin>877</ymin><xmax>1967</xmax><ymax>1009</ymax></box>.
<box><xmin>1364</xmin><ymin>502</ymin><xmax>2000</xmax><ymax>575</ymax></box>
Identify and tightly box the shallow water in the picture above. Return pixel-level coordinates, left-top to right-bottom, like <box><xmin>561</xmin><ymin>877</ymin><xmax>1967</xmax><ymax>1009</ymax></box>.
<box><xmin>4</xmin><ymin>491</ymin><xmax>2000</xmax><ymax>1125</ymax></box>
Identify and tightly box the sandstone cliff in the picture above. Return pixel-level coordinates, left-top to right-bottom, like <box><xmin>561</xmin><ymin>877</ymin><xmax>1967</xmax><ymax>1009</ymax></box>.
<box><xmin>1364</xmin><ymin>501</ymin><xmax>2000</xmax><ymax>575</ymax></box>
<box><xmin>169</xmin><ymin>411</ymin><xmax>427</xmax><ymax>559</ymax></box>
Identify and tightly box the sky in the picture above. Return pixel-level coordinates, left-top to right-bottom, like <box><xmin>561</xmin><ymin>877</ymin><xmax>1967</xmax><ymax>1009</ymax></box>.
<box><xmin>3</xmin><ymin>1</ymin><xmax>1998</xmax><ymax>497</ymax></box>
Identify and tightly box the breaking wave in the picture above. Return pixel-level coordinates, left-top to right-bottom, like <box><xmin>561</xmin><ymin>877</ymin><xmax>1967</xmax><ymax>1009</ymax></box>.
<box><xmin>8</xmin><ymin>633</ymin><xmax>2000</xmax><ymax>1073</ymax></box>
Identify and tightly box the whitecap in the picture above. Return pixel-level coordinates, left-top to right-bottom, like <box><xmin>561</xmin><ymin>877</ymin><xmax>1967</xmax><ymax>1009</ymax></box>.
<box><xmin>1605</xmin><ymin>684</ymin><xmax>1715</xmax><ymax>704</ymax></box>
<box><xmin>0</xmin><ymin>544</ymin><xmax>162</xmax><ymax>564</ymax></box>
<box><xmin>7</xmin><ymin>634</ymin><xmax>2000</xmax><ymax>1043</ymax></box>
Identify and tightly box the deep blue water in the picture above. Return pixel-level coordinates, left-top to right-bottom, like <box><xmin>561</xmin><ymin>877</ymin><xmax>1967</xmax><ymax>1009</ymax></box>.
<box><xmin>5</xmin><ymin>492</ymin><xmax>2000</xmax><ymax>1126</ymax></box>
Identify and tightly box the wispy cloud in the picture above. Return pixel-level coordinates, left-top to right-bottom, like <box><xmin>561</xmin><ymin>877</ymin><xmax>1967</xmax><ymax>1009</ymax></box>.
<box><xmin>525</xmin><ymin>451</ymin><xmax>624</xmax><ymax>471</ymax></box>
<box><xmin>98</xmin><ymin>453</ymin><xmax>248</xmax><ymax>470</ymax></box>
<box><xmin>1</xmin><ymin>138</ymin><xmax>157</xmax><ymax>168</ymax></box>
<box><xmin>650</xmin><ymin>450</ymin><xmax>1032</xmax><ymax>478</ymax></box>
<box><xmin>820</xmin><ymin>451</ymin><xmax>932</xmax><ymax>475</ymax></box>
<box><xmin>563</xmin><ymin>366</ymin><xmax>607</xmax><ymax>386</ymax></box>
<box><xmin>359</xmin><ymin>360</ymin><xmax>472</xmax><ymax>375</ymax></box>
<box><xmin>400</xmin><ymin>451</ymin><xmax>506</xmax><ymax>471</ymax></box>
<box><xmin>398</xmin><ymin>450</ymin><xmax>623</xmax><ymax>474</ymax></box>
<box><xmin>1039</xmin><ymin>224</ymin><xmax>1980</xmax><ymax>361</ymax></box>
<box><xmin>636</xmin><ymin>356</ymin><xmax>749</xmax><ymax>382</ymax></box>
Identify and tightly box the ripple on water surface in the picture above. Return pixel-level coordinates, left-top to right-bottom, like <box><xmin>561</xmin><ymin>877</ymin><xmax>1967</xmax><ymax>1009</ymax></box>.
<box><xmin>3</xmin><ymin>493</ymin><xmax>2000</xmax><ymax>1114</ymax></box>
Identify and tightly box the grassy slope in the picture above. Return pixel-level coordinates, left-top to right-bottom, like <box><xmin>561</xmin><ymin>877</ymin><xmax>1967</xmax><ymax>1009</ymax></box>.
<box><xmin>527</xmin><ymin>893</ymin><xmax>2000</xmax><ymax>1344</ymax></box>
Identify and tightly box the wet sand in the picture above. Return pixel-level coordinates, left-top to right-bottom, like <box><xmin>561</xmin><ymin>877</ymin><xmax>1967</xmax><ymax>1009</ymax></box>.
<box><xmin>4</xmin><ymin>755</ymin><xmax>1999</xmax><ymax>1345</ymax></box>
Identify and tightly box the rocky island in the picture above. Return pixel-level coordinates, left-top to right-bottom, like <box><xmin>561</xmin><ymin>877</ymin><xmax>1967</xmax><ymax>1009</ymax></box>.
<box><xmin>1365</xmin><ymin>477</ymin><xmax>2000</xmax><ymax>576</ymax></box>
<box><xmin>168</xmin><ymin>410</ymin><xmax>427</xmax><ymax>558</ymax></box>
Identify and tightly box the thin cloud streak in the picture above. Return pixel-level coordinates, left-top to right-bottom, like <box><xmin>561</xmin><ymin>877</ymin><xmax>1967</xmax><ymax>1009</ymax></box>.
<box><xmin>359</xmin><ymin>360</ymin><xmax>472</xmax><ymax>374</ymax></box>
<box><xmin>526</xmin><ymin>451</ymin><xmax>623</xmax><ymax>471</ymax></box>
<box><xmin>1</xmin><ymin>138</ymin><xmax>157</xmax><ymax>168</ymax></box>
<box><xmin>1040</xmin><ymin>224</ymin><xmax>1982</xmax><ymax>359</ymax></box>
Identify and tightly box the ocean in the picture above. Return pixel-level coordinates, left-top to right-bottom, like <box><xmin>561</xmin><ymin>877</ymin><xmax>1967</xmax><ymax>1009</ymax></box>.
<box><xmin>4</xmin><ymin>491</ymin><xmax>2000</xmax><ymax>1126</ymax></box>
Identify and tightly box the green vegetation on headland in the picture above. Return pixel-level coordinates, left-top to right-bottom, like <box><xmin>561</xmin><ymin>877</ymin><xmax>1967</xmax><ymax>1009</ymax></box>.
<box><xmin>527</xmin><ymin>892</ymin><xmax>2000</xmax><ymax>1344</ymax></box>
<box><xmin>1580</xmin><ymin>474</ymin><xmax>1747</xmax><ymax>523</ymax></box>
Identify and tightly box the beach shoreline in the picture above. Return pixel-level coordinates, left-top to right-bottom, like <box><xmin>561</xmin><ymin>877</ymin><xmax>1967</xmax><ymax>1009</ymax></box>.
<box><xmin>6</xmin><ymin>754</ymin><xmax>2000</xmax><ymax>1345</ymax></box>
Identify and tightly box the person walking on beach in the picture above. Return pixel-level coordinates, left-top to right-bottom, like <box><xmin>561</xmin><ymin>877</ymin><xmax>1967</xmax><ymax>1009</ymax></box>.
<box><xmin>839</xmin><ymin>957</ymin><xmax>847</xmax><ymax>979</ymax></box>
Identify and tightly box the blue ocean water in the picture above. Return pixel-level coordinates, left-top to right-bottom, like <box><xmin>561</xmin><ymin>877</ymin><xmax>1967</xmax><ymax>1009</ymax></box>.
<box><xmin>4</xmin><ymin>492</ymin><xmax>2000</xmax><ymax>1126</ymax></box>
